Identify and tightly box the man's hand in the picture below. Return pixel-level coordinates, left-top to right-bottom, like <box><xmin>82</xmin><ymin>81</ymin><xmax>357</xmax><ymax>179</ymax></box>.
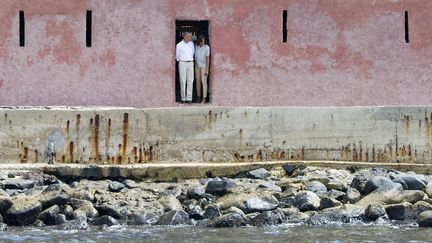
<box><xmin>205</xmin><ymin>70</ymin><xmax>209</xmax><ymax>76</ymax></box>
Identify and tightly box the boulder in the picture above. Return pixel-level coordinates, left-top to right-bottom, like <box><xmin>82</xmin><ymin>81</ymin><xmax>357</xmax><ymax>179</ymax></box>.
<box><xmin>95</xmin><ymin>204</ymin><xmax>125</xmax><ymax>219</ymax></box>
<box><xmin>248</xmin><ymin>210</ymin><xmax>282</xmax><ymax>226</ymax></box>
<box><xmin>203</xmin><ymin>204</ymin><xmax>222</xmax><ymax>220</ymax></box>
<box><xmin>38</xmin><ymin>205</ymin><xmax>61</xmax><ymax>225</ymax></box>
<box><xmin>282</xmin><ymin>163</ymin><xmax>306</xmax><ymax>176</ymax></box>
<box><xmin>157</xmin><ymin>210</ymin><xmax>189</xmax><ymax>225</ymax></box>
<box><xmin>127</xmin><ymin>212</ymin><xmax>158</xmax><ymax>225</ymax></box>
<box><xmin>91</xmin><ymin>215</ymin><xmax>119</xmax><ymax>226</ymax></box>
<box><xmin>243</xmin><ymin>195</ymin><xmax>279</xmax><ymax>213</ymax></box>
<box><xmin>71</xmin><ymin>199</ymin><xmax>99</xmax><ymax>218</ymax></box>
<box><xmin>3</xmin><ymin>197</ymin><xmax>42</xmax><ymax>226</ymax></box>
<box><xmin>246</xmin><ymin>168</ymin><xmax>271</xmax><ymax>179</ymax></box>
<box><xmin>108</xmin><ymin>181</ymin><xmax>125</xmax><ymax>192</ymax></box>
<box><xmin>205</xmin><ymin>180</ymin><xmax>236</xmax><ymax>196</ymax></box>
<box><xmin>207</xmin><ymin>212</ymin><xmax>246</xmax><ymax>227</ymax></box>
<box><xmin>258</xmin><ymin>181</ymin><xmax>282</xmax><ymax>192</ymax></box>
<box><xmin>343</xmin><ymin>188</ymin><xmax>361</xmax><ymax>203</ymax></box>
<box><xmin>402</xmin><ymin>190</ymin><xmax>425</xmax><ymax>204</ymax></box>
<box><xmin>187</xmin><ymin>185</ymin><xmax>206</xmax><ymax>199</ymax></box>
<box><xmin>122</xmin><ymin>179</ymin><xmax>137</xmax><ymax>189</ymax></box>
<box><xmin>305</xmin><ymin>181</ymin><xmax>328</xmax><ymax>197</ymax></box>
<box><xmin>349</xmin><ymin>173</ymin><xmax>369</xmax><ymax>195</ymax></box>
<box><xmin>399</xmin><ymin>175</ymin><xmax>426</xmax><ymax>191</ymax></box>
<box><xmin>414</xmin><ymin>201</ymin><xmax>432</xmax><ymax>214</ymax></box>
<box><xmin>70</xmin><ymin>187</ymin><xmax>94</xmax><ymax>202</ymax></box>
<box><xmin>158</xmin><ymin>195</ymin><xmax>182</xmax><ymax>212</ymax></box>
<box><xmin>418</xmin><ymin>210</ymin><xmax>432</xmax><ymax>227</ymax></box>
<box><xmin>3</xmin><ymin>178</ymin><xmax>34</xmax><ymax>190</ymax></box>
<box><xmin>292</xmin><ymin>191</ymin><xmax>321</xmax><ymax>212</ymax></box>
<box><xmin>324</xmin><ymin>189</ymin><xmax>346</xmax><ymax>200</ymax></box>
<box><xmin>320</xmin><ymin>197</ymin><xmax>342</xmax><ymax>210</ymax></box>
<box><xmin>188</xmin><ymin>205</ymin><xmax>205</xmax><ymax>220</ymax></box>
<box><xmin>392</xmin><ymin>177</ymin><xmax>408</xmax><ymax>190</ymax></box>
<box><xmin>39</xmin><ymin>191</ymin><xmax>70</xmax><ymax>209</ymax></box>
<box><xmin>364</xmin><ymin>204</ymin><xmax>386</xmax><ymax>221</ymax></box>
<box><xmin>364</xmin><ymin>176</ymin><xmax>393</xmax><ymax>195</ymax></box>
<box><xmin>356</xmin><ymin>182</ymin><xmax>403</xmax><ymax>206</ymax></box>
<box><xmin>385</xmin><ymin>202</ymin><xmax>415</xmax><ymax>220</ymax></box>
<box><xmin>0</xmin><ymin>195</ymin><xmax>12</xmax><ymax>213</ymax></box>
<box><xmin>307</xmin><ymin>210</ymin><xmax>350</xmax><ymax>225</ymax></box>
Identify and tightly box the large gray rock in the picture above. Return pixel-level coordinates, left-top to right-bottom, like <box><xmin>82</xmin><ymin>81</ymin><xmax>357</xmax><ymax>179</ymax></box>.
<box><xmin>70</xmin><ymin>199</ymin><xmax>99</xmax><ymax>218</ymax></box>
<box><xmin>108</xmin><ymin>181</ymin><xmax>125</xmax><ymax>192</ymax></box>
<box><xmin>248</xmin><ymin>210</ymin><xmax>283</xmax><ymax>226</ymax></box>
<box><xmin>3</xmin><ymin>178</ymin><xmax>34</xmax><ymax>190</ymax></box>
<box><xmin>95</xmin><ymin>204</ymin><xmax>125</xmax><ymax>219</ymax></box>
<box><xmin>344</xmin><ymin>188</ymin><xmax>361</xmax><ymax>203</ymax></box>
<box><xmin>320</xmin><ymin>197</ymin><xmax>342</xmax><ymax>210</ymax></box>
<box><xmin>70</xmin><ymin>187</ymin><xmax>95</xmax><ymax>202</ymax></box>
<box><xmin>364</xmin><ymin>176</ymin><xmax>393</xmax><ymax>195</ymax></box>
<box><xmin>39</xmin><ymin>190</ymin><xmax>70</xmax><ymax>209</ymax></box>
<box><xmin>38</xmin><ymin>205</ymin><xmax>61</xmax><ymax>225</ymax></box>
<box><xmin>91</xmin><ymin>215</ymin><xmax>119</xmax><ymax>226</ymax></box>
<box><xmin>402</xmin><ymin>190</ymin><xmax>425</xmax><ymax>204</ymax></box>
<box><xmin>426</xmin><ymin>182</ymin><xmax>432</xmax><ymax>198</ymax></box>
<box><xmin>157</xmin><ymin>210</ymin><xmax>189</xmax><ymax>225</ymax></box>
<box><xmin>364</xmin><ymin>204</ymin><xmax>386</xmax><ymax>221</ymax></box>
<box><xmin>418</xmin><ymin>210</ymin><xmax>432</xmax><ymax>227</ymax></box>
<box><xmin>122</xmin><ymin>179</ymin><xmax>137</xmax><ymax>189</ymax></box>
<box><xmin>3</xmin><ymin>197</ymin><xmax>42</xmax><ymax>226</ymax></box>
<box><xmin>205</xmin><ymin>180</ymin><xmax>236</xmax><ymax>196</ymax></box>
<box><xmin>414</xmin><ymin>201</ymin><xmax>432</xmax><ymax>214</ymax></box>
<box><xmin>0</xmin><ymin>195</ymin><xmax>12</xmax><ymax>213</ymax></box>
<box><xmin>399</xmin><ymin>175</ymin><xmax>426</xmax><ymax>191</ymax></box>
<box><xmin>356</xmin><ymin>182</ymin><xmax>403</xmax><ymax>206</ymax></box>
<box><xmin>158</xmin><ymin>195</ymin><xmax>182</xmax><ymax>212</ymax></box>
<box><xmin>385</xmin><ymin>202</ymin><xmax>415</xmax><ymax>220</ymax></box>
<box><xmin>187</xmin><ymin>185</ymin><xmax>206</xmax><ymax>199</ymax></box>
<box><xmin>307</xmin><ymin>210</ymin><xmax>350</xmax><ymax>225</ymax></box>
<box><xmin>292</xmin><ymin>191</ymin><xmax>321</xmax><ymax>212</ymax></box>
<box><xmin>246</xmin><ymin>168</ymin><xmax>271</xmax><ymax>179</ymax></box>
<box><xmin>243</xmin><ymin>195</ymin><xmax>279</xmax><ymax>213</ymax></box>
<box><xmin>207</xmin><ymin>212</ymin><xmax>246</xmax><ymax>227</ymax></box>
<box><xmin>305</xmin><ymin>181</ymin><xmax>327</xmax><ymax>197</ymax></box>
<box><xmin>203</xmin><ymin>204</ymin><xmax>221</xmax><ymax>219</ymax></box>
<box><xmin>127</xmin><ymin>212</ymin><xmax>158</xmax><ymax>225</ymax></box>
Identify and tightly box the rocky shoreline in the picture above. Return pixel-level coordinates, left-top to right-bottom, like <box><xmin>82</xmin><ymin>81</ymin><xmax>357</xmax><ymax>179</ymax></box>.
<box><xmin>1</xmin><ymin>164</ymin><xmax>432</xmax><ymax>230</ymax></box>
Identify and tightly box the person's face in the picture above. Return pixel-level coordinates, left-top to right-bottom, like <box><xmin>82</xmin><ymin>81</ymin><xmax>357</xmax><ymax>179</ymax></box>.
<box><xmin>183</xmin><ymin>34</ymin><xmax>192</xmax><ymax>43</ymax></box>
<box><xmin>199</xmin><ymin>39</ymin><xmax>205</xmax><ymax>46</ymax></box>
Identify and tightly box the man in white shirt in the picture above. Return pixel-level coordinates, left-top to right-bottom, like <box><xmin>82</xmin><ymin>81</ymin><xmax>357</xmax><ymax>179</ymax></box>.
<box><xmin>176</xmin><ymin>32</ymin><xmax>195</xmax><ymax>103</ymax></box>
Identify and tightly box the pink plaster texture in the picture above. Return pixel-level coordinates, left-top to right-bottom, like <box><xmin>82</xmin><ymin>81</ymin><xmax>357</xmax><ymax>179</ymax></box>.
<box><xmin>0</xmin><ymin>0</ymin><xmax>431</xmax><ymax>107</ymax></box>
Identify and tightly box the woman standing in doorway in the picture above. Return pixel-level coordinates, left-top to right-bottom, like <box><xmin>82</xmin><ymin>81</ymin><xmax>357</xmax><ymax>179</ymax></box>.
<box><xmin>194</xmin><ymin>35</ymin><xmax>210</xmax><ymax>103</ymax></box>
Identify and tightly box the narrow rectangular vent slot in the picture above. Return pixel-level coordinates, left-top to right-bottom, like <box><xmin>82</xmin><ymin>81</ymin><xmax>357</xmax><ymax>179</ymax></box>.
<box><xmin>282</xmin><ymin>10</ymin><xmax>288</xmax><ymax>43</ymax></box>
<box><xmin>405</xmin><ymin>11</ymin><xmax>409</xmax><ymax>43</ymax></box>
<box><xmin>86</xmin><ymin>10</ymin><xmax>92</xmax><ymax>47</ymax></box>
<box><xmin>19</xmin><ymin>10</ymin><xmax>25</xmax><ymax>46</ymax></box>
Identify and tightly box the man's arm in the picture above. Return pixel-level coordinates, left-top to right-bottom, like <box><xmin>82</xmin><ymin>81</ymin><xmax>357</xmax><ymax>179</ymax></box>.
<box><xmin>175</xmin><ymin>44</ymin><xmax>180</xmax><ymax>61</ymax></box>
<box><xmin>205</xmin><ymin>46</ymin><xmax>210</xmax><ymax>75</ymax></box>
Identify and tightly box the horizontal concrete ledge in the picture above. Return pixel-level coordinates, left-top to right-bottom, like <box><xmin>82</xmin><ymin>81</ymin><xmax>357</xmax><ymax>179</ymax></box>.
<box><xmin>1</xmin><ymin>161</ymin><xmax>431</xmax><ymax>182</ymax></box>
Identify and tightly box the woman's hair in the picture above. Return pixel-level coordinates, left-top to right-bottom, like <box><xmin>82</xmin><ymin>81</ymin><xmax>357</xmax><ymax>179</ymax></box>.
<box><xmin>197</xmin><ymin>35</ymin><xmax>206</xmax><ymax>44</ymax></box>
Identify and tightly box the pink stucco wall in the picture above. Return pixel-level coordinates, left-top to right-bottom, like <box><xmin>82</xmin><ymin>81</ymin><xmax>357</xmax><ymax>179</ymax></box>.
<box><xmin>0</xmin><ymin>0</ymin><xmax>431</xmax><ymax>107</ymax></box>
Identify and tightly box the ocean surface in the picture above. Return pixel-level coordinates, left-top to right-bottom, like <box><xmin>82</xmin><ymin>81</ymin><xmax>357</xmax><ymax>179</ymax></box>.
<box><xmin>1</xmin><ymin>223</ymin><xmax>432</xmax><ymax>243</ymax></box>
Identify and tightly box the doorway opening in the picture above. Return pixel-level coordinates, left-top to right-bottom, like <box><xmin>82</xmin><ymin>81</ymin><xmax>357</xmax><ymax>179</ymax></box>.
<box><xmin>175</xmin><ymin>20</ymin><xmax>211</xmax><ymax>103</ymax></box>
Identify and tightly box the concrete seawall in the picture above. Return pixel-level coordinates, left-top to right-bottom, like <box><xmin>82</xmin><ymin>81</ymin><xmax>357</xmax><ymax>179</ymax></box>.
<box><xmin>1</xmin><ymin>106</ymin><xmax>431</xmax><ymax>164</ymax></box>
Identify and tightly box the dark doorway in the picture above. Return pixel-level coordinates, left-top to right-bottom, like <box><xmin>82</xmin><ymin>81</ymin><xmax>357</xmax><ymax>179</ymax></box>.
<box><xmin>175</xmin><ymin>20</ymin><xmax>210</xmax><ymax>103</ymax></box>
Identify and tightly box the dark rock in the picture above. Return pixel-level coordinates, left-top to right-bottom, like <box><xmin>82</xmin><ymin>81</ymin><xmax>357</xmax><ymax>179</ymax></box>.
<box><xmin>3</xmin><ymin>178</ymin><xmax>34</xmax><ymax>190</ymax></box>
<box><xmin>95</xmin><ymin>204</ymin><xmax>125</xmax><ymax>219</ymax></box>
<box><xmin>343</xmin><ymin>188</ymin><xmax>361</xmax><ymax>203</ymax></box>
<box><xmin>3</xmin><ymin>197</ymin><xmax>42</xmax><ymax>226</ymax></box>
<box><xmin>0</xmin><ymin>223</ymin><xmax>6</xmax><ymax>231</ymax></box>
<box><xmin>257</xmin><ymin>181</ymin><xmax>282</xmax><ymax>192</ymax></box>
<box><xmin>414</xmin><ymin>201</ymin><xmax>432</xmax><ymax>214</ymax></box>
<box><xmin>320</xmin><ymin>197</ymin><xmax>342</xmax><ymax>210</ymax></box>
<box><xmin>187</xmin><ymin>185</ymin><xmax>206</xmax><ymax>199</ymax></box>
<box><xmin>205</xmin><ymin>180</ymin><xmax>236</xmax><ymax>196</ymax></box>
<box><xmin>39</xmin><ymin>191</ymin><xmax>70</xmax><ymax>209</ymax></box>
<box><xmin>292</xmin><ymin>191</ymin><xmax>320</xmax><ymax>212</ymax></box>
<box><xmin>418</xmin><ymin>210</ymin><xmax>432</xmax><ymax>227</ymax></box>
<box><xmin>305</xmin><ymin>181</ymin><xmax>328</xmax><ymax>197</ymax></box>
<box><xmin>246</xmin><ymin>168</ymin><xmax>271</xmax><ymax>179</ymax></box>
<box><xmin>207</xmin><ymin>213</ymin><xmax>246</xmax><ymax>227</ymax></box>
<box><xmin>70</xmin><ymin>199</ymin><xmax>99</xmax><ymax>218</ymax></box>
<box><xmin>307</xmin><ymin>210</ymin><xmax>350</xmax><ymax>225</ymax></box>
<box><xmin>399</xmin><ymin>175</ymin><xmax>426</xmax><ymax>191</ymax></box>
<box><xmin>364</xmin><ymin>204</ymin><xmax>386</xmax><ymax>221</ymax></box>
<box><xmin>364</xmin><ymin>176</ymin><xmax>393</xmax><ymax>195</ymax></box>
<box><xmin>356</xmin><ymin>182</ymin><xmax>403</xmax><ymax>206</ymax></box>
<box><xmin>157</xmin><ymin>210</ymin><xmax>189</xmax><ymax>225</ymax></box>
<box><xmin>282</xmin><ymin>163</ymin><xmax>306</xmax><ymax>176</ymax></box>
<box><xmin>188</xmin><ymin>205</ymin><xmax>205</xmax><ymax>220</ymax></box>
<box><xmin>91</xmin><ymin>215</ymin><xmax>119</xmax><ymax>226</ymax></box>
<box><xmin>392</xmin><ymin>177</ymin><xmax>408</xmax><ymax>190</ymax></box>
<box><xmin>127</xmin><ymin>212</ymin><xmax>158</xmax><ymax>225</ymax></box>
<box><xmin>70</xmin><ymin>187</ymin><xmax>94</xmax><ymax>201</ymax></box>
<box><xmin>38</xmin><ymin>205</ymin><xmax>61</xmax><ymax>225</ymax></box>
<box><xmin>63</xmin><ymin>205</ymin><xmax>74</xmax><ymax>220</ymax></box>
<box><xmin>248</xmin><ymin>210</ymin><xmax>282</xmax><ymax>226</ymax></box>
<box><xmin>32</xmin><ymin>219</ymin><xmax>45</xmax><ymax>227</ymax></box>
<box><xmin>349</xmin><ymin>173</ymin><xmax>369</xmax><ymax>195</ymax></box>
<box><xmin>203</xmin><ymin>204</ymin><xmax>221</xmax><ymax>219</ymax></box>
<box><xmin>279</xmin><ymin>196</ymin><xmax>295</xmax><ymax>208</ymax></box>
<box><xmin>385</xmin><ymin>202</ymin><xmax>415</xmax><ymax>220</ymax></box>
<box><xmin>108</xmin><ymin>181</ymin><xmax>125</xmax><ymax>192</ymax></box>
<box><xmin>122</xmin><ymin>179</ymin><xmax>137</xmax><ymax>188</ymax></box>
<box><xmin>324</xmin><ymin>189</ymin><xmax>346</xmax><ymax>200</ymax></box>
<box><xmin>242</xmin><ymin>195</ymin><xmax>279</xmax><ymax>213</ymax></box>
<box><xmin>0</xmin><ymin>195</ymin><xmax>12</xmax><ymax>214</ymax></box>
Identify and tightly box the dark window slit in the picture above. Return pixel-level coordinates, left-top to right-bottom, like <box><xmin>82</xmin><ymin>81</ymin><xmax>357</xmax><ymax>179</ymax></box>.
<box><xmin>19</xmin><ymin>10</ymin><xmax>24</xmax><ymax>46</ymax></box>
<box><xmin>405</xmin><ymin>11</ymin><xmax>409</xmax><ymax>43</ymax></box>
<box><xmin>86</xmin><ymin>10</ymin><xmax>92</xmax><ymax>47</ymax></box>
<box><xmin>282</xmin><ymin>10</ymin><xmax>288</xmax><ymax>43</ymax></box>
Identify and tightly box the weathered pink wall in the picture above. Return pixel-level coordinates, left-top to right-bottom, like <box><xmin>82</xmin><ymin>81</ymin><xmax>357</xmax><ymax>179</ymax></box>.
<box><xmin>0</xmin><ymin>0</ymin><xmax>431</xmax><ymax>107</ymax></box>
